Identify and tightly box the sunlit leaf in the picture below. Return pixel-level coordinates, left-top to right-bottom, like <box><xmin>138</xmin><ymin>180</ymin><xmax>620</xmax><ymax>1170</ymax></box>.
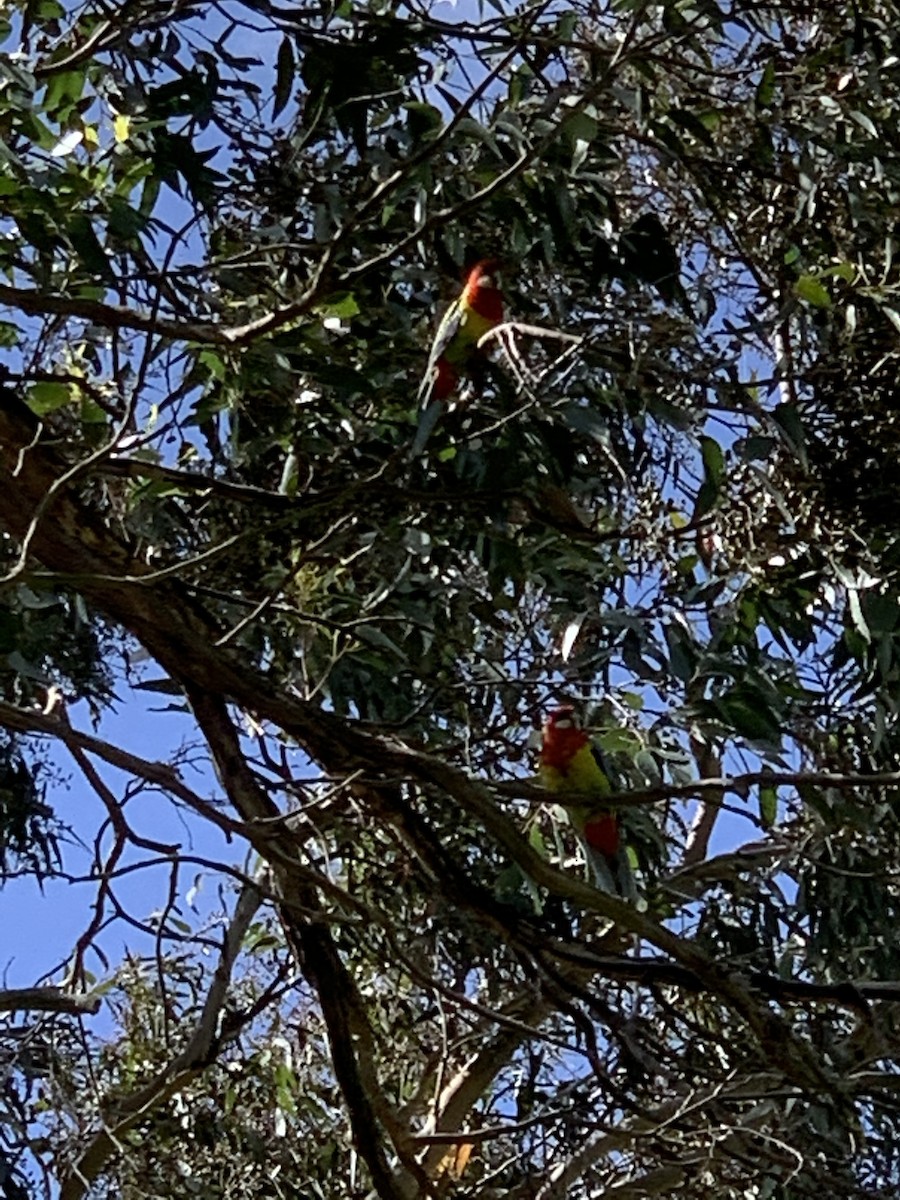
<box><xmin>26</xmin><ymin>381</ymin><xmax>74</xmax><ymax>414</ymax></box>
<box><xmin>794</xmin><ymin>274</ymin><xmax>831</xmax><ymax>308</ymax></box>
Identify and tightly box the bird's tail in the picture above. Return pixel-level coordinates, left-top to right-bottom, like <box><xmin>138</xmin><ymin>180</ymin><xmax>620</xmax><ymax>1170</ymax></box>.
<box><xmin>409</xmin><ymin>398</ymin><xmax>444</xmax><ymax>458</ymax></box>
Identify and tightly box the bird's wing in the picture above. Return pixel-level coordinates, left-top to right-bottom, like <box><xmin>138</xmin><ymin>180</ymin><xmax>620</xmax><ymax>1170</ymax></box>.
<box><xmin>417</xmin><ymin>299</ymin><xmax>464</xmax><ymax>408</ymax></box>
<box><xmin>431</xmin><ymin>297</ymin><xmax>465</xmax><ymax>361</ymax></box>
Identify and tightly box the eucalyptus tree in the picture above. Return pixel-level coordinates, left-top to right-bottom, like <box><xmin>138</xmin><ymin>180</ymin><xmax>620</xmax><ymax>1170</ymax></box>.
<box><xmin>2</xmin><ymin>2</ymin><xmax>900</xmax><ymax>1198</ymax></box>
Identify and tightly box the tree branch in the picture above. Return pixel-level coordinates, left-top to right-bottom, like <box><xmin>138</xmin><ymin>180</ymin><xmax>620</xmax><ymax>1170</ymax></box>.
<box><xmin>0</xmin><ymin>988</ymin><xmax>100</xmax><ymax>1015</ymax></box>
<box><xmin>491</xmin><ymin>767</ymin><xmax>900</xmax><ymax>809</ymax></box>
<box><xmin>0</xmin><ymin>285</ymin><xmax>230</xmax><ymax>346</ymax></box>
<box><xmin>59</xmin><ymin>879</ymin><xmax>263</xmax><ymax>1200</ymax></box>
<box><xmin>184</xmin><ymin>685</ymin><xmax>425</xmax><ymax>1200</ymax></box>
<box><xmin>0</xmin><ymin>698</ymin><xmax>243</xmax><ymax>841</ymax></box>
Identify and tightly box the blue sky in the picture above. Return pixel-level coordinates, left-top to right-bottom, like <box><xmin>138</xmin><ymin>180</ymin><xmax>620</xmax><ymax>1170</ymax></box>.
<box><xmin>2</xmin><ymin>695</ymin><xmax>233</xmax><ymax>988</ymax></box>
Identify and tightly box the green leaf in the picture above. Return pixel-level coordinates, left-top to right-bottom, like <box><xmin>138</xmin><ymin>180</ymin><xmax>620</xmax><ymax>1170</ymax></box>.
<box><xmin>820</xmin><ymin>261</ymin><xmax>855</xmax><ymax>282</ymax></box>
<box><xmin>153</xmin><ymin>131</ymin><xmax>222</xmax><ymax>210</ymax></box>
<box><xmin>0</xmin><ymin>321</ymin><xmax>20</xmax><ymax>348</ymax></box>
<box><xmin>693</xmin><ymin>435</ymin><xmax>725</xmax><ymax>518</ymax></box>
<box><xmin>67</xmin><ymin>214</ymin><xmax>114</xmax><ymax>282</ymax></box>
<box><xmin>278</xmin><ymin>451</ymin><xmax>299</xmax><ymax>496</ymax></box>
<box><xmin>320</xmin><ymin>292</ymin><xmax>360</xmax><ymax>319</ymax></box>
<box><xmin>36</xmin><ymin>0</ymin><xmax>65</xmax><ymax>19</ymax></box>
<box><xmin>668</xmin><ymin>107</ymin><xmax>715</xmax><ymax>148</ymax></box>
<box><xmin>715</xmin><ymin>694</ymin><xmax>781</xmax><ymax>743</ymax></box>
<box><xmin>107</xmin><ymin>198</ymin><xmax>148</xmax><ymax>244</ymax></box>
<box><xmin>850</xmin><ymin>110</ymin><xmax>878</xmax><ymax>138</ymax></box>
<box><xmin>197</xmin><ymin>348</ymin><xmax>227</xmax><ymax>381</ymax></box>
<box><xmin>273</xmin><ymin>35</ymin><xmax>295</xmax><ymax>120</ymax></box>
<box><xmin>26</xmin><ymin>381</ymin><xmax>74</xmax><ymax>415</ymax></box>
<box><xmin>758</xmin><ymin>784</ymin><xmax>777</xmax><ymax>829</ymax></box>
<box><xmin>862</xmin><ymin>593</ymin><xmax>898</xmax><ymax>636</ymax></box>
<box><xmin>355</xmin><ymin>625</ymin><xmax>404</xmax><ymax>657</ymax></box>
<box><xmin>597</xmin><ymin>727</ymin><xmax>642</xmax><ymax>756</ymax></box>
<box><xmin>794</xmin><ymin>274</ymin><xmax>831</xmax><ymax>308</ymax></box>
<box><xmin>700</xmin><ymin>435</ymin><xmax>725</xmax><ymax>485</ymax></box>
<box><xmin>772</xmin><ymin>403</ymin><xmax>807</xmax><ymax>469</ymax></box>
<box><xmin>755</xmin><ymin>60</ymin><xmax>776</xmax><ymax>107</ymax></box>
<box><xmin>42</xmin><ymin>68</ymin><xmax>86</xmax><ymax>117</ymax></box>
<box><xmin>663</xmin><ymin>621</ymin><xmax>696</xmax><ymax>683</ymax></box>
<box><xmin>562</xmin><ymin>109</ymin><xmax>599</xmax><ymax>146</ymax></box>
<box><xmin>80</xmin><ymin>396</ymin><xmax>107</xmax><ymax>425</ymax></box>
<box><xmin>528</xmin><ymin>823</ymin><xmax>547</xmax><ymax>856</ymax></box>
<box><xmin>738</xmin><ymin>435</ymin><xmax>777</xmax><ymax>462</ymax></box>
<box><xmin>404</xmin><ymin>101</ymin><xmax>443</xmax><ymax>141</ymax></box>
<box><xmin>697</xmin><ymin>108</ymin><xmax>722</xmax><ymax>132</ymax></box>
<box><xmin>557</xmin><ymin>11</ymin><xmax>578</xmax><ymax>40</ymax></box>
<box><xmin>847</xmin><ymin>588</ymin><xmax>870</xmax><ymax>643</ymax></box>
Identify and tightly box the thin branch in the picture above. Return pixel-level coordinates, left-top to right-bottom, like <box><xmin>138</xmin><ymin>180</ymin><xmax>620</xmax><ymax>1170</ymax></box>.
<box><xmin>0</xmin><ymin>988</ymin><xmax>100</xmax><ymax>1015</ymax></box>
<box><xmin>0</xmin><ymin>284</ymin><xmax>227</xmax><ymax>345</ymax></box>
<box><xmin>682</xmin><ymin>731</ymin><xmax>724</xmax><ymax>867</ymax></box>
<box><xmin>541</xmin><ymin>949</ymin><xmax>880</xmax><ymax>1012</ymax></box>
<box><xmin>60</xmin><ymin>879</ymin><xmax>264</xmax><ymax>1200</ymax></box>
<box><xmin>490</xmin><ymin>767</ymin><xmax>900</xmax><ymax>810</ymax></box>
<box><xmin>100</xmin><ymin>457</ymin><xmax>297</xmax><ymax>507</ymax></box>
<box><xmin>0</xmin><ymin>699</ymin><xmax>241</xmax><ymax>839</ymax></box>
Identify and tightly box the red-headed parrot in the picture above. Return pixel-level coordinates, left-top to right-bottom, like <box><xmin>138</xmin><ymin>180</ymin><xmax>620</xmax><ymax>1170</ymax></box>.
<box><xmin>411</xmin><ymin>259</ymin><xmax>504</xmax><ymax>455</ymax></box>
<box><xmin>540</xmin><ymin>704</ymin><xmax>633</xmax><ymax>895</ymax></box>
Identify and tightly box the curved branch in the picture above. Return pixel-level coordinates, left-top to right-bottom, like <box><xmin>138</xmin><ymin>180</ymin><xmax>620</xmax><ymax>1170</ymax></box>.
<box><xmin>59</xmin><ymin>879</ymin><xmax>264</xmax><ymax>1200</ymax></box>
<box><xmin>0</xmin><ymin>284</ymin><xmax>228</xmax><ymax>345</ymax></box>
<box><xmin>492</xmin><ymin>767</ymin><xmax>900</xmax><ymax>809</ymax></box>
<box><xmin>0</xmin><ymin>698</ymin><xmax>243</xmax><ymax>840</ymax></box>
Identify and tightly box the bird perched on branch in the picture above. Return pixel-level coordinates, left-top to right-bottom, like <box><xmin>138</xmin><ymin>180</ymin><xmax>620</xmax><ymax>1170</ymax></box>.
<box><xmin>539</xmin><ymin>704</ymin><xmax>632</xmax><ymax>895</ymax></box>
<box><xmin>411</xmin><ymin>259</ymin><xmax>504</xmax><ymax>456</ymax></box>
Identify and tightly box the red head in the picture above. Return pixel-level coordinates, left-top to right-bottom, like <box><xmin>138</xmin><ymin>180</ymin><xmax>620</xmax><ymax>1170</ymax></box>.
<box><xmin>461</xmin><ymin>259</ymin><xmax>504</xmax><ymax>323</ymax></box>
<box><xmin>540</xmin><ymin>704</ymin><xmax>589</xmax><ymax>769</ymax></box>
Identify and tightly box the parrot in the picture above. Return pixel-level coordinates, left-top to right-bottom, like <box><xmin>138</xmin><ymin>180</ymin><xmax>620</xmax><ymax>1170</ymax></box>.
<box><xmin>411</xmin><ymin>259</ymin><xmax>504</xmax><ymax>456</ymax></box>
<box><xmin>539</xmin><ymin>704</ymin><xmax>632</xmax><ymax>895</ymax></box>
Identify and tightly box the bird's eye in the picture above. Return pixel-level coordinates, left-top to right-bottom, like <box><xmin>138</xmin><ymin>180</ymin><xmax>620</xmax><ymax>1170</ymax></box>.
<box><xmin>478</xmin><ymin>274</ymin><xmax>494</xmax><ymax>288</ymax></box>
<box><xmin>553</xmin><ymin>717</ymin><xmax>573</xmax><ymax>729</ymax></box>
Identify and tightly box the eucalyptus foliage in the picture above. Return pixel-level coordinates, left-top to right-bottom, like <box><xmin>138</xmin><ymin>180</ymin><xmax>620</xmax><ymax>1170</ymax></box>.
<box><xmin>2</xmin><ymin>2</ymin><xmax>900</xmax><ymax>1198</ymax></box>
